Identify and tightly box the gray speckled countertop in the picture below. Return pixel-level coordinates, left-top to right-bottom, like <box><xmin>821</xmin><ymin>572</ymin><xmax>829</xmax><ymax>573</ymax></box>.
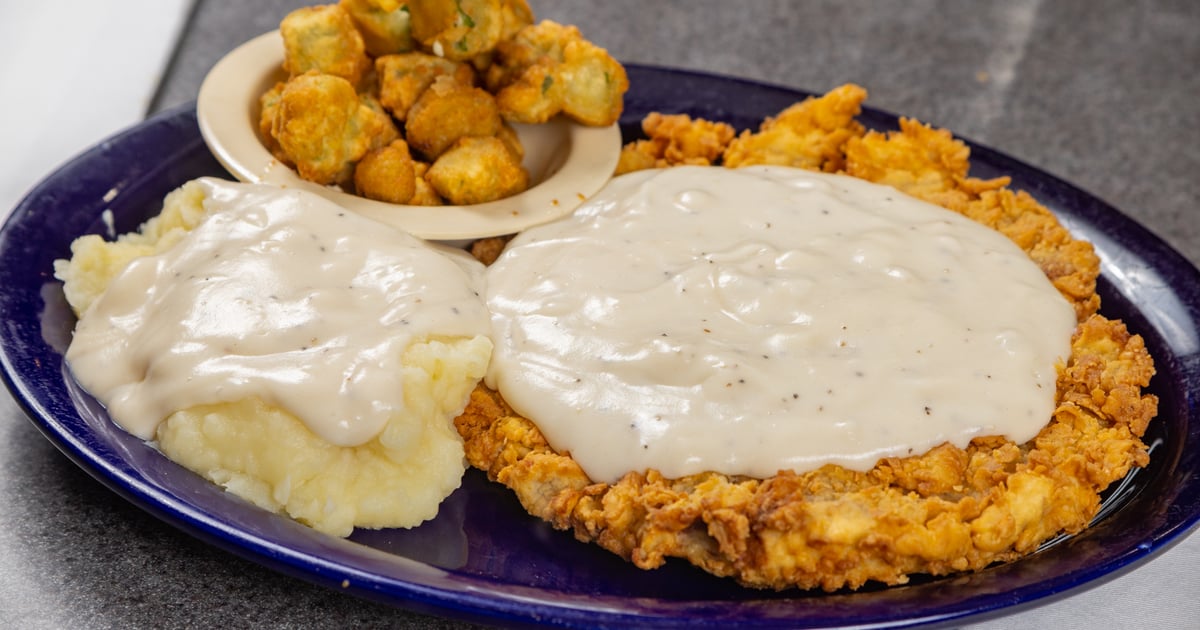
<box><xmin>3</xmin><ymin>1</ymin><xmax>1197</xmax><ymax>628</ymax></box>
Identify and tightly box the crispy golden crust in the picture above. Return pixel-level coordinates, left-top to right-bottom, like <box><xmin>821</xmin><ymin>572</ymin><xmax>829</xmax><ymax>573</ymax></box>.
<box><xmin>339</xmin><ymin>0</ymin><xmax>415</xmax><ymax>58</ymax></box>
<box><xmin>615</xmin><ymin>113</ymin><xmax>736</xmax><ymax>175</ymax></box>
<box><xmin>271</xmin><ymin>71</ymin><xmax>399</xmax><ymax>186</ymax></box>
<box><xmin>843</xmin><ymin>117</ymin><xmax>1101</xmax><ymax>320</ymax></box>
<box><xmin>461</xmin><ymin>84</ymin><xmax>1158</xmax><ymax>591</ymax></box>
<box><xmin>257</xmin><ymin>81</ymin><xmax>290</xmax><ymax>165</ymax></box>
<box><xmin>281</xmin><ymin>4</ymin><xmax>372</xmax><ymax>87</ymax></box>
<box><xmin>405</xmin><ymin>75</ymin><xmax>503</xmax><ymax>160</ymax></box>
<box><xmin>407</xmin><ymin>0</ymin><xmax>506</xmax><ymax>62</ymax></box>
<box><xmin>409</xmin><ymin>161</ymin><xmax>444</xmax><ymax>206</ymax></box>
<box><xmin>487</xmin><ymin>20</ymin><xmax>629</xmax><ymax>126</ymax></box>
<box><xmin>375</xmin><ymin>52</ymin><xmax>476</xmax><ymax>122</ymax></box>
<box><xmin>457</xmin><ymin>317</ymin><xmax>1156</xmax><ymax>591</ymax></box>
<box><xmin>469</xmin><ymin>234</ymin><xmax>514</xmax><ymax>266</ymax></box>
<box><xmin>426</xmin><ymin>136</ymin><xmax>529</xmax><ymax>204</ymax></box>
<box><xmin>722</xmin><ymin>84</ymin><xmax>867</xmax><ymax>172</ymax></box>
<box><xmin>354</xmin><ymin>139</ymin><xmax>417</xmax><ymax>203</ymax></box>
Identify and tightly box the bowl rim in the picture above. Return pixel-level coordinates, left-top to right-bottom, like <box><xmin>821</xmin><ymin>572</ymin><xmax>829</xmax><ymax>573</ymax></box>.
<box><xmin>195</xmin><ymin>30</ymin><xmax>622</xmax><ymax>241</ymax></box>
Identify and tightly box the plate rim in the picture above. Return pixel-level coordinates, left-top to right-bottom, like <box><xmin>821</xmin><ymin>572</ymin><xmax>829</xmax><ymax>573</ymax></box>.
<box><xmin>2</xmin><ymin>64</ymin><xmax>1199</xmax><ymax>629</ymax></box>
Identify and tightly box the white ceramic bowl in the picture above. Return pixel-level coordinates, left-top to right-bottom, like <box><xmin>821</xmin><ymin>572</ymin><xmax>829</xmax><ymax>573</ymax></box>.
<box><xmin>196</xmin><ymin>31</ymin><xmax>621</xmax><ymax>241</ymax></box>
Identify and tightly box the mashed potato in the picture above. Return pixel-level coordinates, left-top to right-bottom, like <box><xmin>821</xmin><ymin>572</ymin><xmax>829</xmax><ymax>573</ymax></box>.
<box><xmin>155</xmin><ymin>337</ymin><xmax>489</xmax><ymax>536</ymax></box>
<box><xmin>55</xmin><ymin>179</ymin><xmax>492</xmax><ymax>536</ymax></box>
<box><xmin>56</xmin><ymin>182</ymin><xmax>210</xmax><ymax>315</ymax></box>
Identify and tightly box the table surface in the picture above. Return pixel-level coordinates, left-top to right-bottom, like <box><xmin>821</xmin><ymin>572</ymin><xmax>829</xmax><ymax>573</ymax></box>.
<box><xmin>3</xmin><ymin>1</ymin><xmax>1198</xmax><ymax>628</ymax></box>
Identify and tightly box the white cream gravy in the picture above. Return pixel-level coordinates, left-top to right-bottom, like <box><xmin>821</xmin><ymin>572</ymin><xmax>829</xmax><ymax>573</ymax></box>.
<box><xmin>66</xmin><ymin>178</ymin><xmax>491</xmax><ymax>446</ymax></box>
<box><xmin>485</xmin><ymin>166</ymin><xmax>1077</xmax><ymax>483</ymax></box>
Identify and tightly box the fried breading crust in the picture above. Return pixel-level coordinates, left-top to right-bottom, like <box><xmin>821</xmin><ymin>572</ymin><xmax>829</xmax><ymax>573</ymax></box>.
<box><xmin>281</xmin><ymin>4</ymin><xmax>372</xmax><ymax>87</ymax></box>
<box><xmin>409</xmin><ymin>161</ymin><xmax>444</xmax><ymax>206</ymax></box>
<box><xmin>339</xmin><ymin>0</ymin><xmax>415</xmax><ymax>57</ymax></box>
<box><xmin>272</xmin><ymin>71</ymin><xmax>399</xmax><ymax>186</ymax></box>
<box><xmin>842</xmin><ymin>118</ymin><xmax>1101</xmax><ymax>320</ymax></box>
<box><xmin>463</xmin><ymin>84</ymin><xmax>1157</xmax><ymax>591</ymax></box>
<box><xmin>615</xmin><ymin>113</ymin><xmax>736</xmax><ymax>175</ymax></box>
<box><xmin>486</xmin><ymin>20</ymin><xmax>629</xmax><ymax>126</ymax></box>
<box><xmin>375</xmin><ymin>52</ymin><xmax>476</xmax><ymax>122</ymax></box>
<box><xmin>426</xmin><ymin>136</ymin><xmax>529</xmax><ymax>204</ymax></box>
<box><xmin>721</xmin><ymin>83</ymin><xmax>867</xmax><ymax>172</ymax></box>
<box><xmin>354</xmin><ymin>139</ymin><xmax>417</xmax><ymax>203</ymax></box>
<box><xmin>405</xmin><ymin>75</ymin><xmax>503</xmax><ymax>160</ymax></box>
<box><xmin>616</xmin><ymin>85</ymin><xmax>1101</xmax><ymax>320</ymax></box>
<box><xmin>457</xmin><ymin>315</ymin><xmax>1156</xmax><ymax>591</ymax></box>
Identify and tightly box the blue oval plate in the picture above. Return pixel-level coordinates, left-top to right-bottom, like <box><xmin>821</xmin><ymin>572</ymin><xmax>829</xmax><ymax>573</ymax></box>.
<box><xmin>2</xmin><ymin>65</ymin><xmax>1198</xmax><ymax>629</ymax></box>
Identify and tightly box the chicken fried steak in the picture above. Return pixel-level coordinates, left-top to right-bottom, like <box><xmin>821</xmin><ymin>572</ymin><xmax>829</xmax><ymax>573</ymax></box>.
<box><xmin>456</xmin><ymin>84</ymin><xmax>1158</xmax><ymax>591</ymax></box>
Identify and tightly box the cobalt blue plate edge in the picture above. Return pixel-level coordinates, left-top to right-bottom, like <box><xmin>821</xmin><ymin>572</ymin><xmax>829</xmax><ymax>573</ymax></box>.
<box><xmin>1</xmin><ymin>65</ymin><xmax>1198</xmax><ymax>629</ymax></box>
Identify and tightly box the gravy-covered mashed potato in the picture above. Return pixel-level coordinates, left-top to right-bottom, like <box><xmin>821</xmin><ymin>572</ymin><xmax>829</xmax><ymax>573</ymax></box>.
<box><xmin>54</xmin><ymin>178</ymin><xmax>492</xmax><ymax>536</ymax></box>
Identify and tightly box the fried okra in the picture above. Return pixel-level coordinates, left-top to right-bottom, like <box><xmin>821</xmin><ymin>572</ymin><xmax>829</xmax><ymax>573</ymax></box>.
<box><xmin>272</xmin><ymin>71</ymin><xmax>399</xmax><ymax>186</ymax></box>
<box><xmin>258</xmin><ymin>1</ymin><xmax>622</xmax><ymax>204</ymax></box>
<box><xmin>376</xmin><ymin>52</ymin><xmax>476</xmax><ymax>121</ymax></box>
<box><xmin>339</xmin><ymin>0</ymin><xmax>415</xmax><ymax>57</ymax></box>
<box><xmin>494</xmin><ymin>121</ymin><xmax>523</xmax><ymax>161</ymax></box>
<box><xmin>492</xmin><ymin>63</ymin><xmax>561</xmax><ymax>125</ymax></box>
<box><xmin>405</xmin><ymin>75</ymin><xmax>502</xmax><ymax>159</ymax></box>
<box><xmin>426</xmin><ymin>136</ymin><xmax>528</xmax><ymax>204</ymax></box>
<box><xmin>409</xmin><ymin>161</ymin><xmax>444</xmax><ymax>205</ymax></box>
<box><xmin>258</xmin><ymin>81</ymin><xmax>291</xmax><ymax>164</ymax></box>
<box><xmin>406</xmin><ymin>0</ymin><xmax>512</xmax><ymax>61</ymax></box>
<box><xmin>496</xmin><ymin>0</ymin><xmax>535</xmax><ymax>40</ymax></box>
<box><xmin>354</xmin><ymin>139</ymin><xmax>418</xmax><ymax>203</ymax></box>
<box><xmin>280</xmin><ymin>4</ymin><xmax>372</xmax><ymax>87</ymax></box>
<box><xmin>487</xmin><ymin>20</ymin><xmax>627</xmax><ymax>126</ymax></box>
